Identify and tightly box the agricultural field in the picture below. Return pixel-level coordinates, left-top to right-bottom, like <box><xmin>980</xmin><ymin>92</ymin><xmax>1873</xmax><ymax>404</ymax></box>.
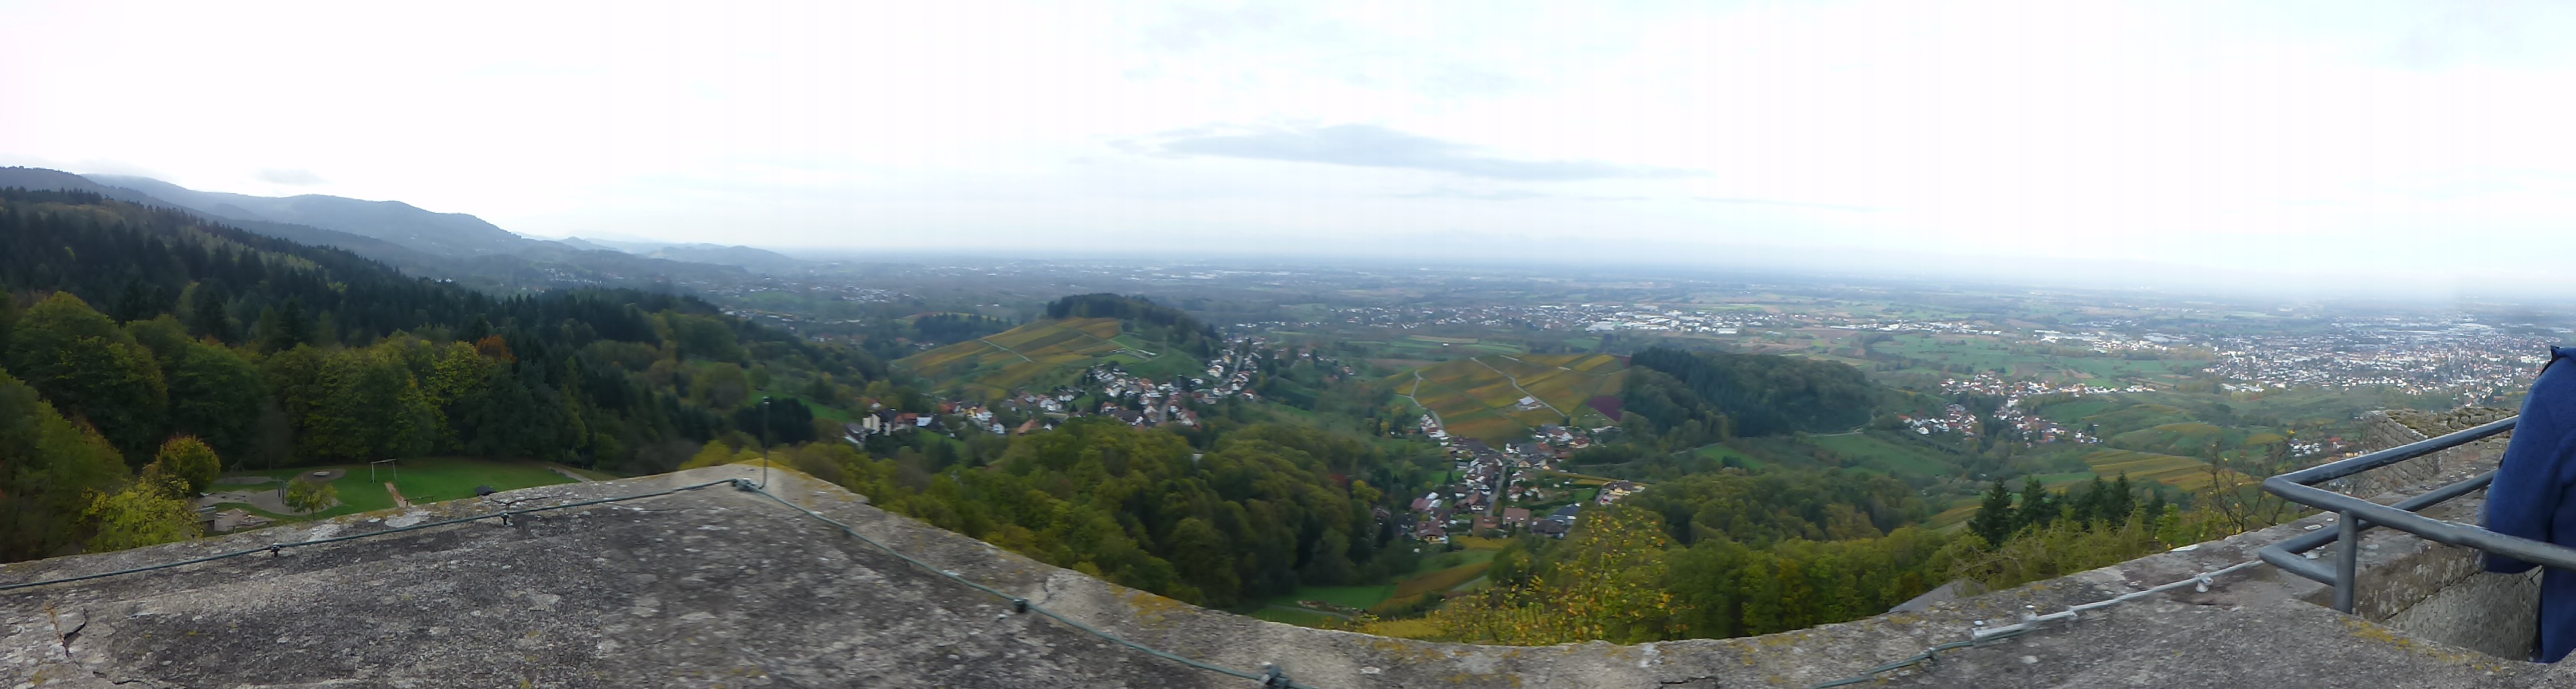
<box><xmin>1865</xmin><ymin>333</ymin><xmax>2209</xmax><ymax>386</ymax></box>
<box><xmin>1394</xmin><ymin>353</ymin><xmax>1629</xmax><ymax>444</ymax></box>
<box><xmin>1806</xmin><ymin>431</ymin><xmax>1965</xmax><ymax>479</ymax></box>
<box><xmin>896</xmin><ymin>317</ymin><xmax>1200</xmax><ymax>397</ymax></box>
<box><xmin>2081</xmin><ymin>449</ymin><xmax>2236</xmax><ymax>490</ymax></box>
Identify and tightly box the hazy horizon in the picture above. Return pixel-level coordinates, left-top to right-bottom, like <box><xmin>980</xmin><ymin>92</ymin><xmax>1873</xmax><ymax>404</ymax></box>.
<box><xmin>9</xmin><ymin>1</ymin><xmax>2576</xmax><ymax>297</ymax></box>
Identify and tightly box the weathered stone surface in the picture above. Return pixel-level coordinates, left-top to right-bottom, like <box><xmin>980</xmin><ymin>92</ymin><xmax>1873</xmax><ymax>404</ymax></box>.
<box><xmin>0</xmin><ymin>463</ymin><xmax>2559</xmax><ymax>687</ymax></box>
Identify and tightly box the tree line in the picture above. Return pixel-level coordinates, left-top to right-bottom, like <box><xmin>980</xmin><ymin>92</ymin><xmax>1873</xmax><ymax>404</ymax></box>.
<box><xmin>0</xmin><ymin>187</ymin><xmax>889</xmax><ymax>560</ymax></box>
<box><xmin>1621</xmin><ymin>347</ymin><xmax>1882</xmax><ymax>447</ymax></box>
<box><xmin>694</xmin><ymin>417</ymin><xmax>1416</xmax><ymax>608</ymax></box>
<box><xmin>1044</xmin><ymin>293</ymin><xmax>1219</xmax><ymax>357</ymax></box>
<box><xmin>1415</xmin><ymin>466</ymin><xmax>2263</xmax><ymax>644</ymax></box>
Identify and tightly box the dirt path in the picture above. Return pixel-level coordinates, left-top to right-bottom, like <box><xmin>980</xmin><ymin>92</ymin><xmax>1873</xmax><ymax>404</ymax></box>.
<box><xmin>980</xmin><ymin>337</ymin><xmax>1035</xmax><ymax>363</ymax></box>
<box><xmin>1472</xmin><ymin>357</ymin><xmax>1563</xmax><ymax>416</ymax></box>
<box><xmin>545</xmin><ymin>464</ymin><xmax>595</xmax><ymax>482</ymax></box>
<box><xmin>1399</xmin><ymin>372</ymin><xmax>1445</xmax><ymax>431</ymax></box>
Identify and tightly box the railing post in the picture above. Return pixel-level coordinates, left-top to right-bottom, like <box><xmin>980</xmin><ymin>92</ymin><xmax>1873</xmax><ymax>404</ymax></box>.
<box><xmin>2334</xmin><ymin>510</ymin><xmax>2359</xmax><ymax>614</ymax></box>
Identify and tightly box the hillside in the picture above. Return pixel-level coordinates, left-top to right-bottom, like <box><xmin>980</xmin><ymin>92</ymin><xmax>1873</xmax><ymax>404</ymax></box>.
<box><xmin>87</xmin><ymin>174</ymin><xmax>527</xmax><ymax>256</ymax></box>
<box><xmin>898</xmin><ymin>317</ymin><xmax>1204</xmax><ymax>397</ymax></box>
<box><xmin>1</xmin><ymin>168</ymin><xmax>789</xmax><ymax>290</ymax></box>
<box><xmin>639</xmin><ymin>242</ymin><xmax>806</xmax><ymax>272</ymax></box>
<box><xmin>0</xmin><ymin>186</ymin><xmax>884</xmax><ymax>561</ymax></box>
<box><xmin>1394</xmin><ymin>353</ymin><xmax>1629</xmax><ymax>444</ymax></box>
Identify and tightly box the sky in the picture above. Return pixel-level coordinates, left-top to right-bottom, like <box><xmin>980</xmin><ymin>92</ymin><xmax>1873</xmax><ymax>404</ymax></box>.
<box><xmin>7</xmin><ymin>0</ymin><xmax>2576</xmax><ymax>297</ymax></box>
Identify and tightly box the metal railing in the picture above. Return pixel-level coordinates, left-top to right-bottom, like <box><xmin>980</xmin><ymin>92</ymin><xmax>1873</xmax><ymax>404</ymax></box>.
<box><xmin>2259</xmin><ymin>415</ymin><xmax>2576</xmax><ymax>613</ymax></box>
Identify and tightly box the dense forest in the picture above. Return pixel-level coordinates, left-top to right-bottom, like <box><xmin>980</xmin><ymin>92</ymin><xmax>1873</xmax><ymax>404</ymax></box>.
<box><xmin>1045</xmin><ymin>293</ymin><xmax>1220</xmax><ymax>356</ymax></box>
<box><xmin>732</xmin><ymin>419</ymin><xmax>1410</xmax><ymax>607</ymax></box>
<box><xmin>0</xmin><ymin>187</ymin><xmax>888</xmax><ymax>559</ymax></box>
<box><xmin>1421</xmin><ymin>470</ymin><xmax>2246</xmax><ymax>643</ymax></box>
<box><xmin>1621</xmin><ymin>347</ymin><xmax>1881</xmax><ymax>444</ymax></box>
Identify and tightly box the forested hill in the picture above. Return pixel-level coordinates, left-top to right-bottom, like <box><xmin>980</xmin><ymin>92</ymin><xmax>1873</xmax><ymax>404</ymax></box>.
<box><xmin>1620</xmin><ymin>347</ymin><xmax>1882</xmax><ymax>443</ymax></box>
<box><xmin>1044</xmin><ymin>293</ymin><xmax>1219</xmax><ymax>356</ymax></box>
<box><xmin>0</xmin><ymin>186</ymin><xmax>884</xmax><ymax>561</ymax></box>
<box><xmin>900</xmin><ymin>294</ymin><xmax>1220</xmax><ymax>396</ymax></box>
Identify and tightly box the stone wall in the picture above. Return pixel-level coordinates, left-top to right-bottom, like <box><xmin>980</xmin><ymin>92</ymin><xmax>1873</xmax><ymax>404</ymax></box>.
<box><xmin>3</xmin><ymin>461</ymin><xmax>2573</xmax><ymax>687</ymax></box>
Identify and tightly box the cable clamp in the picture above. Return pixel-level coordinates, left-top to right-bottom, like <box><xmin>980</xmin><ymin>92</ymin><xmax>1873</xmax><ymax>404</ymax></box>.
<box><xmin>1259</xmin><ymin>663</ymin><xmax>1290</xmax><ymax>688</ymax></box>
<box><xmin>2193</xmin><ymin>574</ymin><xmax>2213</xmax><ymax>593</ymax></box>
<box><xmin>266</xmin><ymin>544</ymin><xmax>283</xmax><ymax>557</ymax></box>
<box><xmin>731</xmin><ymin>478</ymin><xmax>760</xmax><ymax>492</ymax></box>
<box><xmin>1012</xmin><ymin>597</ymin><xmax>1029</xmax><ymax>614</ymax></box>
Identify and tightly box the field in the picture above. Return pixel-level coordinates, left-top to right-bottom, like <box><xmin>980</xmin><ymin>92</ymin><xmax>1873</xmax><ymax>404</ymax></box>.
<box><xmin>1867</xmin><ymin>334</ymin><xmax>2208</xmax><ymax>386</ymax></box>
<box><xmin>2081</xmin><ymin>449</ymin><xmax>2237</xmax><ymax>490</ymax></box>
<box><xmin>1810</xmin><ymin>432</ymin><xmax>1965</xmax><ymax>478</ymax></box>
<box><xmin>214</xmin><ymin>457</ymin><xmax>583</xmax><ymax>520</ymax></box>
<box><xmin>1395</xmin><ymin>353</ymin><xmax>1629</xmax><ymax>444</ymax></box>
<box><xmin>896</xmin><ymin>317</ymin><xmax>1201</xmax><ymax>397</ymax></box>
<box><xmin>1390</xmin><ymin>561</ymin><xmax>1490</xmax><ymax>600</ymax></box>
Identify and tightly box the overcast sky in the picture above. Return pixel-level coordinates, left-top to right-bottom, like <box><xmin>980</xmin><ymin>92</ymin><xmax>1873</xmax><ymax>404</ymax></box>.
<box><xmin>6</xmin><ymin>1</ymin><xmax>2576</xmax><ymax>296</ymax></box>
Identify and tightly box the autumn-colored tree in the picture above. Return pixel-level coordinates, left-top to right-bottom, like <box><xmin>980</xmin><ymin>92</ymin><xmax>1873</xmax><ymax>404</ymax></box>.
<box><xmin>1431</xmin><ymin>506</ymin><xmax>1687</xmax><ymax>644</ymax></box>
<box><xmin>473</xmin><ymin>334</ymin><xmax>516</xmax><ymax>363</ymax></box>
<box><xmin>86</xmin><ymin>483</ymin><xmax>199</xmax><ymax>551</ymax></box>
<box><xmin>147</xmin><ymin>436</ymin><xmax>223</xmax><ymax>497</ymax></box>
<box><xmin>284</xmin><ymin>478</ymin><xmax>339</xmax><ymax>514</ymax></box>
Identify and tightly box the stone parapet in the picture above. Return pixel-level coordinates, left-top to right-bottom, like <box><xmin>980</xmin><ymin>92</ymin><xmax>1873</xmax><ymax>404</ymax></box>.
<box><xmin>0</xmin><ymin>461</ymin><xmax>2562</xmax><ymax>687</ymax></box>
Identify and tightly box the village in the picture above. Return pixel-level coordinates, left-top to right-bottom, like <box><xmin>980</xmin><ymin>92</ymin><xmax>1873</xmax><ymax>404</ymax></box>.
<box><xmin>1394</xmin><ymin>410</ymin><xmax>1639</xmax><ymax>546</ymax></box>
<box><xmin>840</xmin><ymin>335</ymin><xmax>1285</xmax><ymax>442</ymax></box>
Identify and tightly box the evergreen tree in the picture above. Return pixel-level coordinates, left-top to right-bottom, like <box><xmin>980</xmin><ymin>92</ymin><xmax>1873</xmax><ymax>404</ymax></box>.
<box><xmin>258</xmin><ymin>297</ymin><xmax>312</xmax><ymax>352</ymax></box>
<box><xmin>2107</xmin><ymin>474</ymin><xmax>2138</xmax><ymax>521</ymax></box>
<box><xmin>2013</xmin><ymin>477</ymin><xmax>2056</xmax><ymax>533</ymax></box>
<box><xmin>186</xmin><ymin>279</ymin><xmax>238</xmax><ymax>343</ymax></box>
<box><xmin>1969</xmin><ymin>479</ymin><xmax>2016</xmax><ymax>545</ymax></box>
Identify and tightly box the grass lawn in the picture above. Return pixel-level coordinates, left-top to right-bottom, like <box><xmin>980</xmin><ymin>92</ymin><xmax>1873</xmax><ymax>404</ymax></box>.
<box><xmin>220</xmin><ymin>457</ymin><xmax>581</xmax><ymax>521</ymax></box>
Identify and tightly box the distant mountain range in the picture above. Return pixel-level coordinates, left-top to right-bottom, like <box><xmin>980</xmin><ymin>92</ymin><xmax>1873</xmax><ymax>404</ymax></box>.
<box><xmin>0</xmin><ymin>167</ymin><xmax>806</xmax><ymax>285</ymax></box>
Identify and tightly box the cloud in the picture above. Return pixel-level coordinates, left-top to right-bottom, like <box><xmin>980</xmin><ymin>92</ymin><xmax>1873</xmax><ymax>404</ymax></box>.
<box><xmin>1690</xmin><ymin>196</ymin><xmax>1877</xmax><ymax>213</ymax></box>
<box><xmin>1392</xmin><ymin>187</ymin><xmax>1547</xmax><ymax>201</ymax></box>
<box><xmin>1147</xmin><ymin>124</ymin><xmax>1698</xmax><ymax>180</ymax></box>
<box><xmin>255</xmin><ymin>167</ymin><xmax>326</xmax><ymax>185</ymax></box>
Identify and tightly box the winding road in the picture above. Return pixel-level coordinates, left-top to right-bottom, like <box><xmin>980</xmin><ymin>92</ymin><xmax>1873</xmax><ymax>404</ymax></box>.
<box><xmin>1399</xmin><ymin>372</ymin><xmax>1446</xmax><ymax>431</ymax></box>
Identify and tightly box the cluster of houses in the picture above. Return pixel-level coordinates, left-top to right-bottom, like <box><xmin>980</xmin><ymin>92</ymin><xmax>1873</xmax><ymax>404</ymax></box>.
<box><xmin>846</xmin><ymin>337</ymin><xmax>1307</xmax><ymax>445</ymax></box>
<box><xmin>1401</xmin><ymin>488</ymin><xmax>1583</xmax><ymax>544</ymax></box>
<box><xmin>1899</xmin><ymin>404</ymin><xmax>1984</xmax><ymax>438</ymax></box>
<box><xmin>1392</xmin><ymin>424</ymin><xmax>1639</xmax><ymax>544</ymax></box>
<box><xmin>843</xmin><ymin>400</ymin><xmax>1015</xmax><ymax>442</ymax></box>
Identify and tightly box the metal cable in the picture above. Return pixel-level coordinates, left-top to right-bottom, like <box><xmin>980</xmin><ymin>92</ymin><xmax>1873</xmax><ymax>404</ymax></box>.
<box><xmin>1802</xmin><ymin>559</ymin><xmax>2260</xmax><ymax>689</ymax></box>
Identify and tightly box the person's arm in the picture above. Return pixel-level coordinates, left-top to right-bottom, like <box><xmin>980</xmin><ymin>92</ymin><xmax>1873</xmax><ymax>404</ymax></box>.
<box><xmin>2486</xmin><ymin>363</ymin><xmax>2576</xmax><ymax>573</ymax></box>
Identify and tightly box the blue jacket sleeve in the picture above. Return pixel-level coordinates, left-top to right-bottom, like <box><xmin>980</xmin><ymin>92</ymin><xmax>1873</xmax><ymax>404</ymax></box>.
<box><xmin>2486</xmin><ymin>351</ymin><xmax>2576</xmax><ymax>573</ymax></box>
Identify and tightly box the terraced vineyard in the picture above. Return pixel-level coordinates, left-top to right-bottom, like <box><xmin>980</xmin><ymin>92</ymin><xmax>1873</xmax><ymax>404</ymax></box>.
<box><xmin>897</xmin><ymin>317</ymin><xmax>1200</xmax><ymax>397</ymax></box>
<box><xmin>1395</xmin><ymin>353</ymin><xmax>1629</xmax><ymax>444</ymax></box>
<box><xmin>2079</xmin><ymin>448</ymin><xmax>2238</xmax><ymax>490</ymax></box>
